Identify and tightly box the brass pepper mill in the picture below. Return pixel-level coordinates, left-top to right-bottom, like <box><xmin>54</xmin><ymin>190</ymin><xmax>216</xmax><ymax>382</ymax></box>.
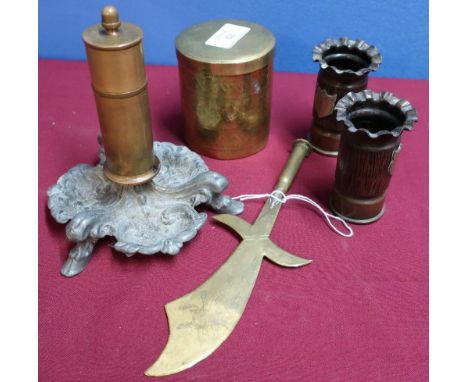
<box><xmin>330</xmin><ymin>90</ymin><xmax>417</xmax><ymax>223</ymax></box>
<box><xmin>309</xmin><ymin>38</ymin><xmax>382</xmax><ymax>156</ymax></box>
<box><xmin>48</xmin><ymin>7</ymin><xmax>245</xmax><ymax>278</ymax></box>
<box><xmin>82</xmin><ymin>5</ymin><xmax>159</xmax><ymax>185</ymax></box>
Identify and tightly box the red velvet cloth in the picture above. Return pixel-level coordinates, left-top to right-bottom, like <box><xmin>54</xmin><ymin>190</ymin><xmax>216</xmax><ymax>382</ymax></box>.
<box><xmin>39</xmin><ymin>60</ymin><xmax>428</xmax><ymax>381</ymax></box>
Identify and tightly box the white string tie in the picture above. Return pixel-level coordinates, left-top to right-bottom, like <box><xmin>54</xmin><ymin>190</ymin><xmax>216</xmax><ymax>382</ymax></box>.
<box><xmin>233</xmin><ymin>190</ymin><xmax>354</xmax><ymax>238</ymax></box>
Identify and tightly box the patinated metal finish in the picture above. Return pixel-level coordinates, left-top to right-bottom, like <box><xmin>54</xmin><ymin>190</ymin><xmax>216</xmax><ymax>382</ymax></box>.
<box><xmin>146</xmin><ymin>139</ymin><xmax>312</xmax><ymax>376</ymax></box>
<box><xmin>310</xmin><ymin>38</ymin><xmax>382</xmax><ymax>156</ymax></box>
<box><xmin>330</xmin><ymin>90</ymin><xmax>417</xmax><ymax>223</ymax></box>
<box><xmin>48</xmin><ymin>141</ymin><xmax>244</xmax><ymax>277</ymax></box>
<box><xmin>83</xmin><ymin>6</ymin><xmax>158</xmax><ymax>185</ymax></box>
<box><xmin>176</xmin><ymin>19</ymin><xmax>275</xmax><ymax>159</ymax></box>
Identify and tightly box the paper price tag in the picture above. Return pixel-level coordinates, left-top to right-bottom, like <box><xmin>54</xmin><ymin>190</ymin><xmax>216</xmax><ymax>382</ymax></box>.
<box><xmin>205</xmin><ymin>23</ymin><xmax>251</xmax><ymax>49</ymax></box>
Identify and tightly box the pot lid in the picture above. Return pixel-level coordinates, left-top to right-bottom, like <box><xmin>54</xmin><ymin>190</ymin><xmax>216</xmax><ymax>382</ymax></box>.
<box><xmin>176</xmin><ymin>19</ymin><xmax>275</xmax><ymax>66</ymax></box>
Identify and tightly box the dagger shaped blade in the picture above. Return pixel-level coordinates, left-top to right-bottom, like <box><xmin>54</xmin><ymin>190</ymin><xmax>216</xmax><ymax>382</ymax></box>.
<box><xmin>146</xmin><ymin>139</ymin><xmax>313</xmax><ymax>377</ymax></box>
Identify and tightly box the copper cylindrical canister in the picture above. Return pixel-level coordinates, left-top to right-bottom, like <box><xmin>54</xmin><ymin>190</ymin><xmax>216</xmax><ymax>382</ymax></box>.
<box><xmin>330</xmin><ymin>90</ymin><xmax>417</xmax><ymax>224</ymax></box>
<box><xmin>82</xmin><ymin>6</ymin><xmax>158</xmax><ymax>185</ymax></box>
<box><xmin>309</xmin><ymin>38</ymin><xmax>382</xmax><ymax>156</ymax></box>
<box><xmin>176</xmin><ymin>19</ymin><xmax>276</xmax><ymax>159</ymax></box>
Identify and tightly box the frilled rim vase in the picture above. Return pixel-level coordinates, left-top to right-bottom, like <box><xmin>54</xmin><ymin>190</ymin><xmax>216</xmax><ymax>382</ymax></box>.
<box><xmin>309</xmin><ymin>37</ymin><xmax>382</xmax><ymax>156</ymax></box>
<box><xmin>329</xmin><ymin>90</ymin><xmax>418</xmax><ymax>224</ymax></box>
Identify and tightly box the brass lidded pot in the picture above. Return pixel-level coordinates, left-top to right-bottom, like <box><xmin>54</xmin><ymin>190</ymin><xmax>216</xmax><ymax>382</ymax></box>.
<box><xmin>82</xmin><ymin>6</ymin><xmax>158</xmax><ymax>185</ymax></box>
<box><xmin>176</xmin><ymin>19</ymin><xmax>276</xmax><ymax>159</ymax></box>
<box><xmin>310</xmin><ymin>38</ymin><xmax>382</xmax><ymax>156</ymax></box>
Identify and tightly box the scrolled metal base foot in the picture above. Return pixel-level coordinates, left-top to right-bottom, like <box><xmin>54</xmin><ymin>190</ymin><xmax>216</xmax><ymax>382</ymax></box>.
<box><xmin>48</xmin><ymin>141</ymin><xmax>244</xmax><ymax>277</ymax></box>
<box><xmin>60</xmin><ymin>240</ymin><xmax>96</xmax><ymax>277</ymax></box>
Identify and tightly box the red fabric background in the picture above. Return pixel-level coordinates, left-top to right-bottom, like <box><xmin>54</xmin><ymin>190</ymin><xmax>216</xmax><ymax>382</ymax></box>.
<box><xmin>39</xmin><ymin>60</ymin><xmax>428</xmax><ymax>381</ymax></box>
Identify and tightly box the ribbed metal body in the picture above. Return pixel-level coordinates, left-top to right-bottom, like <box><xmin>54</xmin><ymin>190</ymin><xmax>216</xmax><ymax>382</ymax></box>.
<box><xmin>331</xmin><ymin>130</ymin><xmax>401</xmax><ymax>223</ymax></box>
<box><xmin>330</xmin><ymin>90</ymin><xmax>417</xmax><ymax>224</ymax></box>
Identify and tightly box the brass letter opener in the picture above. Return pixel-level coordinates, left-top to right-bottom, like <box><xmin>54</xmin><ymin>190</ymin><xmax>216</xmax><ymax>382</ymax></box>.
<box><xmin>146</xmin><ymin>139</ymin><xmax>313</xmax><ymax>376</ymax></box>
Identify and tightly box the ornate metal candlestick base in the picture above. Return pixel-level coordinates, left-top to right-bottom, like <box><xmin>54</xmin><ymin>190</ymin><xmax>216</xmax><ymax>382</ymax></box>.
<box><xmin>48</xmin><ymin>141</ymin><xmax>244</xmax><ymax>277</ymax></box>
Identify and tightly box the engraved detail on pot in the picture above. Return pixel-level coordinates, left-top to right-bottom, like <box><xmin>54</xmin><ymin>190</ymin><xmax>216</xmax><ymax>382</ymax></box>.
<box><xmin>193</xmin><ymin>67</ymin><xmax>269</xmax><ymax>139</ymax></box>
<box><xmin>194</xmin><ymin>69</ymin><xmax>223</xmax><ymax>137</ymax></box>
<box><xmin>314</xmin><ymin>86</ymin><xmax>337</xmax><ymax>118</ymax></box>
<box><xmin>388</xmin><ymin>144</ymin><xmax>402</xmax><ymax>175</ymax></box>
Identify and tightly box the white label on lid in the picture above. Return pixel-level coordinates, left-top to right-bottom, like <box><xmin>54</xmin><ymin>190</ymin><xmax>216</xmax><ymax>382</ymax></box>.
<box><xmin>205</xmin><ymin>23</ymin><xmax>251</xmax><ymax>49</ymax></box>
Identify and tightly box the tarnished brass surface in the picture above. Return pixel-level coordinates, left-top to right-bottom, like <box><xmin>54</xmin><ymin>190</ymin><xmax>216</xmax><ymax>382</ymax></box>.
<box><xmin>176</xmin><ymin>20</ymin><xmax>275</xmax><ymax>159</ymax></box>
<box><xmin>275</xmin><ymin>138</ymin><xmax>312</xmax><ymax>192</ymax></box>
<box><xmin>83</xmin><ymin>6</ymin><xmax>158</xmax><ymax>185</ymax></box>
<box><xmin>146</xmin><ymin>139</ymin><xmax>312</xmax><ymax>377</ymax></box>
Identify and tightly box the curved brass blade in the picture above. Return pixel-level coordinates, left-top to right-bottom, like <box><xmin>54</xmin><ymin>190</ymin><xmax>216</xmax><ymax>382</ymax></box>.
<box><xmin>147</xmin><ymin>140</ymin><xmax>314</xmax><ymax>376</ymax></box>
<box><xmin>145</xmin><ymin>241</ymin><xmax>264</xmax><ymax>376</ymax></box>
<box><xmin>212</xmin><ymin>214</ymin><xmax>252</xmax><ymax>239</ymax></box>
<box><xmin>264</xmin><ymin>240</ymin><xmax>312</xmax><ymax>268</ymax></box>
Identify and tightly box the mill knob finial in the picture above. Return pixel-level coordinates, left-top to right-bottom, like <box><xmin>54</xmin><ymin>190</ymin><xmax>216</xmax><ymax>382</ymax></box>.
<box><xmin>101</xmin><ymin>5</ymin><xmax>121</xmax><ymax>33</ymax></box>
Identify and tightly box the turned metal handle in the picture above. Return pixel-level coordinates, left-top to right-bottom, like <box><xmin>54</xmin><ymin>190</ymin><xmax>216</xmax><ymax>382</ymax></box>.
<box><xmin>275</xmin><ymin>139</ymin><xmax>312</xmax><ymax>193</ymax></box>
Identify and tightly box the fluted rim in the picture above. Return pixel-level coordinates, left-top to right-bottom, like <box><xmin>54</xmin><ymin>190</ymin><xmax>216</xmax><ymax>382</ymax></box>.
<box><xmin>312</xmin><ymin>37</ymin><xmax>382</xmax><ymax>76</ymax></box>
<box><xmin>335</xmin><ymin>90</ymin><xmax>418</xmax><ymax>138</ymax></box>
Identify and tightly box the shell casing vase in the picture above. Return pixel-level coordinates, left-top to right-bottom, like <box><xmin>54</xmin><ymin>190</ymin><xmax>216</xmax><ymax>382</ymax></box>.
<box><xmin>330</xmin><ymin>90</ymin><xmax>417</xmax><ymax>223</ymax></box>
<box><xmin>310</xmin><ymin>37</ymin><xmax>382</xmax><ymax>156</ymax></box>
